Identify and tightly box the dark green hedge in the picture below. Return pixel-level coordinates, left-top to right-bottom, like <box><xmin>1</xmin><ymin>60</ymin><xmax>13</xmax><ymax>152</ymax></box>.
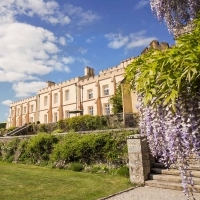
<box><xmin>0</xmin><ymin>130</ymin><xmax>138</xmax><ymax>169</ymax></box>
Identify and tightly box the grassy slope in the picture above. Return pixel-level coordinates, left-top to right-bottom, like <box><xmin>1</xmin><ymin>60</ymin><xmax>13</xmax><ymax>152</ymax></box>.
<box><xmin>0</xmin><ymin>162</ymin><xmax>133</xmax><ymax>200</ymax></box>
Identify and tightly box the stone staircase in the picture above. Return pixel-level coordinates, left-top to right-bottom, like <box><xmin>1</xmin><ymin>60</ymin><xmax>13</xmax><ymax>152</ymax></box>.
<box><xmin>6</xmin><ymin>124</ymin><xmax>28</xmax><ymax>136</ymax></box>
<box><xmin>145</xmin><ymin>162</ymin><xmax>200</xmax><ymax>192</ymax></box>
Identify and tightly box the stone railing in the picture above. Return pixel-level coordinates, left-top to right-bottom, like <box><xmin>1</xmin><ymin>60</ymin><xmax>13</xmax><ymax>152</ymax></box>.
<box><xmin>127</xmin><ymin>134</ymin><xmax>154</xmax><ymax>184</ymax></box>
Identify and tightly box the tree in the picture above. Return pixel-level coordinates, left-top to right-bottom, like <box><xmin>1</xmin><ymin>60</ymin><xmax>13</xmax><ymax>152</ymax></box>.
<box><xmin>109</xmin><ymin>85</ymin><xmax>123</xmax><ymax>114</ymax></box>
<box><xmin>150</xmin><ymin>0</ymin><xmax>200</xmax><ymax>32</ymax></box>
<box><xmin>125</xmin><ymin>15</ymin><xmax>200</xmax><ymax>197</ymax></box>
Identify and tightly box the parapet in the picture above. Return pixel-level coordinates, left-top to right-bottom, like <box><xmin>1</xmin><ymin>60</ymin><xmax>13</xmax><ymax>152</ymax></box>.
<box><xmin>10</xmin><ymin>95</ymin><xmax>37</xmax><ymax>106</ymax></box>
<box><xmin>141</xmin><ymin>40</ymin><xmax>170</xmax><ymax>54</ymax></box>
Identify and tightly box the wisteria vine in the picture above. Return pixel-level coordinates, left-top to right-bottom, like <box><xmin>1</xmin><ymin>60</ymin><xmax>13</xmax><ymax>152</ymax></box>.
<box><xmin>150</xmin><ymin>0</ymin><xmax>200</xmax><ymax>32</ymax></box>
<box><xmin>138</xmin><ymin>88</ymin><xmax>200</xmax><ymax>198</ymax></box>
<box><xmin>125</xmin><ymin>12</ymin><xmax>200</xmax><ymax>198</ymax></box>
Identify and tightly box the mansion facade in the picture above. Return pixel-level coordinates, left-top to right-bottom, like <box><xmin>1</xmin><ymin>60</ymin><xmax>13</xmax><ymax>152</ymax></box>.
<box><xmin>7</xmin><ymin>57</ymin><xmax>134</xmax><ymax>128</ymax></box>
<box><xmin>7</xmin><ymin>40</ymin><xmax>169</xmax><ymax>128</ymax></box>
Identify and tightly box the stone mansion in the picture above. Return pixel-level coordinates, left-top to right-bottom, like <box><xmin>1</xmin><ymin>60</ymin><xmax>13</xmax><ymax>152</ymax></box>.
<box><xmin>6</xmin><ymin>57</ymin><xmax>135</xmax><ymax>128</ymax></box>
<box><xmin>6</xmin><ymin>40</ymin><xmax>169</xmax><ymax>128</ymax></box>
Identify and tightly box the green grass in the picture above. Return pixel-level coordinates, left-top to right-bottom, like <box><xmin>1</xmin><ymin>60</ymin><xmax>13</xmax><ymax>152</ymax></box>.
<box><xmin>0</xmin><ymin>162</ymin><xmax>134</xmax><ymax>200</ymax></box>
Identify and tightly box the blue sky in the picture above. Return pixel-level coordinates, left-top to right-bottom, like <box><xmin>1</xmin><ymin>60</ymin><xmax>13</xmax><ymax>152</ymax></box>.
<box><xmin>0</xmin><ymin>0</ymin><xmax>174</xmax><ymax>122</ymax></box>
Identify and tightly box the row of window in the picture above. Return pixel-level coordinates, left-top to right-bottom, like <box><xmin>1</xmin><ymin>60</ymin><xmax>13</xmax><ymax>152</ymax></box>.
<box><xmin>13</xmin><ymin>105</ymin><xmax>34</xmax><ymax>116</ymax></box>
<box><xmin>43</xmin><ymin>104</ymin><xmax>110</xmax><ymax>123</ymax></box>
<box><xmin>44</xmin><ymin>85</ymin><xmax>110</xmax><ymax>106</ymax></box>
<box><xmin>13</xmin><ymin>103</ymin><xmax>110</xmax><ymax>118</ymax></box>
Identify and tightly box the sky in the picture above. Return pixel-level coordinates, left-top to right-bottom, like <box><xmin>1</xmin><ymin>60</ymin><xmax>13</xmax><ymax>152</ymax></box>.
<box><xmin>0</xmin><ymin>0</ymin><xmax>175</xmax><ymax>122</ymax></box>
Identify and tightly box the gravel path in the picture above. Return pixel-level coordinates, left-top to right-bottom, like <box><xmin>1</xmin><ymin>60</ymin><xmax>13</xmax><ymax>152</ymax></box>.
<box><xmin>102</xmin><ymin>186</ymin><xmax>200</xmax><ymax>200</ymax></box>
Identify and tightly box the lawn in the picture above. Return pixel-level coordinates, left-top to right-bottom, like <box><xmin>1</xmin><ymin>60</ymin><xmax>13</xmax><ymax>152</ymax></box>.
<box><xmin>0</xmin><ymin>162</ymin><xmax>134</xmax><ymax>200</ymax></box>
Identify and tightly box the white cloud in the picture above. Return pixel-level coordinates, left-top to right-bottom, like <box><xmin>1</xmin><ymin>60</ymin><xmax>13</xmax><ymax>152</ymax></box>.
<box><xmin>0</xmin><ymin>0</ymin><xmax>71</xmax><ymax>25</ymax></box>
<box><xmin>135</xmin><ymin>0</ymin><xmax>149</xmax><ymax>10</ymax></box>
<box><xmin>59</xmin><ymin>37</ymin><xmax>66</xmax><ymax>46</ymax></box>
<box><xmin>64</xmin><ymin>67</ymin><xmax>71</xmax><ymax>73</ymax></box>
<box><xmin>62</xmin><ymin>57</ymin><xmax>75</xmax><ymax>64</ymax></box>
<box><xmin>105</xmin><ymin>30</ymin><xmax>157</xmax><ymax>50</ymax></box>
<box><xmin>105</xmin><ymin>33</ymin><xmax>129</xmax><ymax>49</ymax></box>
<box><xmin>1</xmin><ymin>100</ymin><xmax>13</xmax><ymax>106</ymax></box>
<box><xmin>65</xmin><ymin>34</ymin><xmax>74</xmax><ymax>42</ymax></box>
<box><xmin>0</xmin><ymin>22</ymin><xmax>76</xmax><ymax>83</ymax></box>
<box><xmin>86</xmin><ymin>36</ymin><xmax>95</xmax><ymax>43</ymax></box>
<box><xmin>126</xmin><ymin>31</ymin><xmax>156</xmax><ymax>49</ymax></box>
<box><xmin>12</xmin><ymin>81</ymin><xmax>46</xmax><ymax>97</ymax></box>
<box><xmin>65</xmin><ymin>3</ymin><xmax>100</xmax><ymax>26</ymax></box>
<box><xmin>79</xmin><ymin>47</ymin><xmax>87</xmax><ymax>54</ymax></box>
<box><xmin>77</xmin><ymin>58</ymin><xmax>90</xmax><ymax>66</ymax></box>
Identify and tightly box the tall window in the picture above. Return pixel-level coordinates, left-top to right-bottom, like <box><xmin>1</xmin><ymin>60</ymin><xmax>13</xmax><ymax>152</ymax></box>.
<box><xmin>24</xmin><ymin>106</ymin><xmax>26</xmax><ymax>114</ymax></box>
<box><xmin>11</xmin><ymin>110</ymin><xmax>14</xmax><ymax>117</ymax></box>
<box><xmin>31</xmin><ymin>105</ymin><xmax>34</xmax><ymax>112</ymax></box>
<box><xmin>17</xmin><ymin>108</ymin><xmax>20</xmax><ymax>116</ymax></box>
<box><xmin>44</xmin><ymin>96</ymin><xmax>48</xmax><ymax>106</ymax></box>
<box><xmin>104</xmin><ymin>103</ymin><xmax>110</xmax><ymax>115</ymax></box>
<box><xmin>65</xmin><ymin>90</ymin><xmax>69</xmax><ymax>101</ymax></box>
<box><xmin>103</xmin><ymin>85</ymin><xmax>109</xmax><ymax>96</ymax></box>
<box><xmin>44</xmin><ymin>114</ymin><xmax>48</xmax><ymax>123</ymax></box>
<box><xmin>22</xmin><ymin>117</ymin><xmax>25</xmax><ymax>125</ymax></box>
<box><xmin>88</xmin><ymin>89</ymin><xmax>93</xmax><ymax>99</ymax></box>
<box><xmin>54</xmin><ymin>112</ymin><xmax>58</xmax><ymax>122</ymax></box>
<box><xmin>65</xmin><ymin>110</ymin><xmax>70</xmax><ymax>118</ymax></box>
<box><xmin>30</xmin><ymin>117</ymin><xmax>34</xmax><ymax>123</ymax></box>
<box><xmin>88</xmin><ymin>106</ymin><xmax>94</xmax><ymax>115</ymax></box>
<box><xmin>54</xmin><ymin>93</ymin><xmax>58</xmax><ymax>104</ymax></box>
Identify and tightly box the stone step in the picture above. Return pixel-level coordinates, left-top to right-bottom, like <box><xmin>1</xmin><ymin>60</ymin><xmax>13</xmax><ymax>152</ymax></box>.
<box><xmin>153</xmin><ymin>162</ymin><xmax>167</xmax><ymax>169</ymax></box>
<box><xmin>151</xmin><ymin>168</ymin><xmax>200</xmax><ymax>178</ymax></box>
<box><xmin>189</xmin><ymin>164</ymin><xmax>200</xmax><ymax>171</ymax></box>
<box><xmin>154</xmin><ymin>162</ymin><xmax>200</xmax><ymax>170</ymax></box>
<box><xmin>149</xmin><ymin>173</ymin><xmax>200</xmax><ymax>185</ymax></box>
<box><xmin>145</xmin><ymin>180</ymin><xmax>200</xmax><ymax>193</ymax></box>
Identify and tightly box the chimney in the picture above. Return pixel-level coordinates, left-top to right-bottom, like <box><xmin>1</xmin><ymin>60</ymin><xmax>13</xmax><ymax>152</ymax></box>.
<box><xmin>84</xmin><ymin>66</ymin><xmax>95</xmax><ymax>77</ymax></box>
<box><xmin>46</xmin><ymin>81</ymin><xmax>55</xmax><ymax>87</ymax></box>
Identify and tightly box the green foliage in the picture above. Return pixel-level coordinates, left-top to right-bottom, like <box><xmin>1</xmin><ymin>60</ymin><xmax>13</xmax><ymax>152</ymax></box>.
<box><xmin>51</xmin><ymin>130</ymin><xmax>136</xmax><ymax>166</ymax></box>
<box><xmin>38</xmin><ymin>124</ymin><xmax>48</xmax><ymax>133</ymax></box>
<box><xmin>7</xmin><ymin>126</ymin><xmax>16</xmax><ymax>133</ymax></box>
<box><xmin>0</xmin><ymin>123</ymin><xmax>6</xmax><ymax>129</ymax></box>
<box><xmin>20</xmin><ymin>133</ymin><xmax>58</xmax><ymax>163</ymax></box>
<box><xmin>116</xmin><ymin>166</ymin><xmax>129</xmax><ymax>177</ymax></box>
<box><xmin>52</xmin><ymin>129</ymin><xmax>63</xmax><ymax>134</ymax></box>
<box><xmin>109</xmin><ymin>85</ymin><xmax>123</xmax><ymax>114</ymax></box>
<box><xmin>2</xmin><ymin>138</ymin><xmax>21</xmax><ymax>162</ymax></box>
<box><xmin>60</xmin><ymin>115</ymin><xmax>107</xmax><ymax>132</ymax></box>
<box><xmin>125</xmin><ymin>15</ymin><xmax>200</xmax><ymax>110</ymax></box>
<box><xmin>0</xmin><ymin>129</ymin><xmax>138</xmax><ymax>170</ymax></box>
<box><xmin>68</xmin><ymin>162</ymin><xmax>84</xmax><ymax>172</ymax></box>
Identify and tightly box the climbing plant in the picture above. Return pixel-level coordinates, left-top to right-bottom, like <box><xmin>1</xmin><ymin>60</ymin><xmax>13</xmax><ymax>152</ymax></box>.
<box><xmin>125</xmin><ymin>15</ymin><xmax>200</xmax><ymax>198</ymax></box>
<box><xmin>150</xmin><ymin>0</ymin><xmax>200</xmax><ymax>32</ymax></box>
<box><xmin>109</xmin><ymin>84</ymin><xmax>123</xmax><ymax>114</ymax></box>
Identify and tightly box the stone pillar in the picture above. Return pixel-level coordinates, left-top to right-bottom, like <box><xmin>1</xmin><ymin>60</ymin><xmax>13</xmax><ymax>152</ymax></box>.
<box><xmin>127</xmin><ymin>134</ymin><xmax>151</xmax><ymax>185</ymax></box>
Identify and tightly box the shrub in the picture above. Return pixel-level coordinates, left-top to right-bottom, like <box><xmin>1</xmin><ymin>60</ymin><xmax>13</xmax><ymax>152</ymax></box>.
<box><xmin>39</xmin><ymin>124</ymin><xmax>48</xmax><ymax>133</ymax></box>
<box><xmin>7</xmin><ymin>126</ymin><xmax>16</xmax><ymax>133</ymax></box>
<box><xmin>36</xmin><ymin>121</ymin><xmax>40</xmax><ymax>124</ymax></box>
<box><xmin>2</xmin><ymin>138</ymin><xmax>21</xmax><ymax>162</ymax></box>
<box><xmin>22</xmin><ymin>133</ymin><xmax>58</xmax><ymax>163</ymax></box>
<box><xmin>64</xmin><ymin>115</ymin><xmax>107</xmax><ymax>132</ymax></box>
<box><xmin>51</xmin><ymin>130</ymin><xmax>136</xmax><ymax>166</ymax></box>
<box><xmin>68</xmin><ymin>162</ymin><xmax>84</xmax><ymax>172</ymax></box>
<box><xmin>0</xmin><ymin>123</ymin><xmax>6</xmax><ymax>129</ymax></box>
<box><xmin>116</xmin><ymin>166</ymin><xmax>129</xmax><ymax>177</ymax></box>
<box><xmin>52</xmin><ymin>129</ymin><xmax>63</xmax><ymax>134</ymax></box>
